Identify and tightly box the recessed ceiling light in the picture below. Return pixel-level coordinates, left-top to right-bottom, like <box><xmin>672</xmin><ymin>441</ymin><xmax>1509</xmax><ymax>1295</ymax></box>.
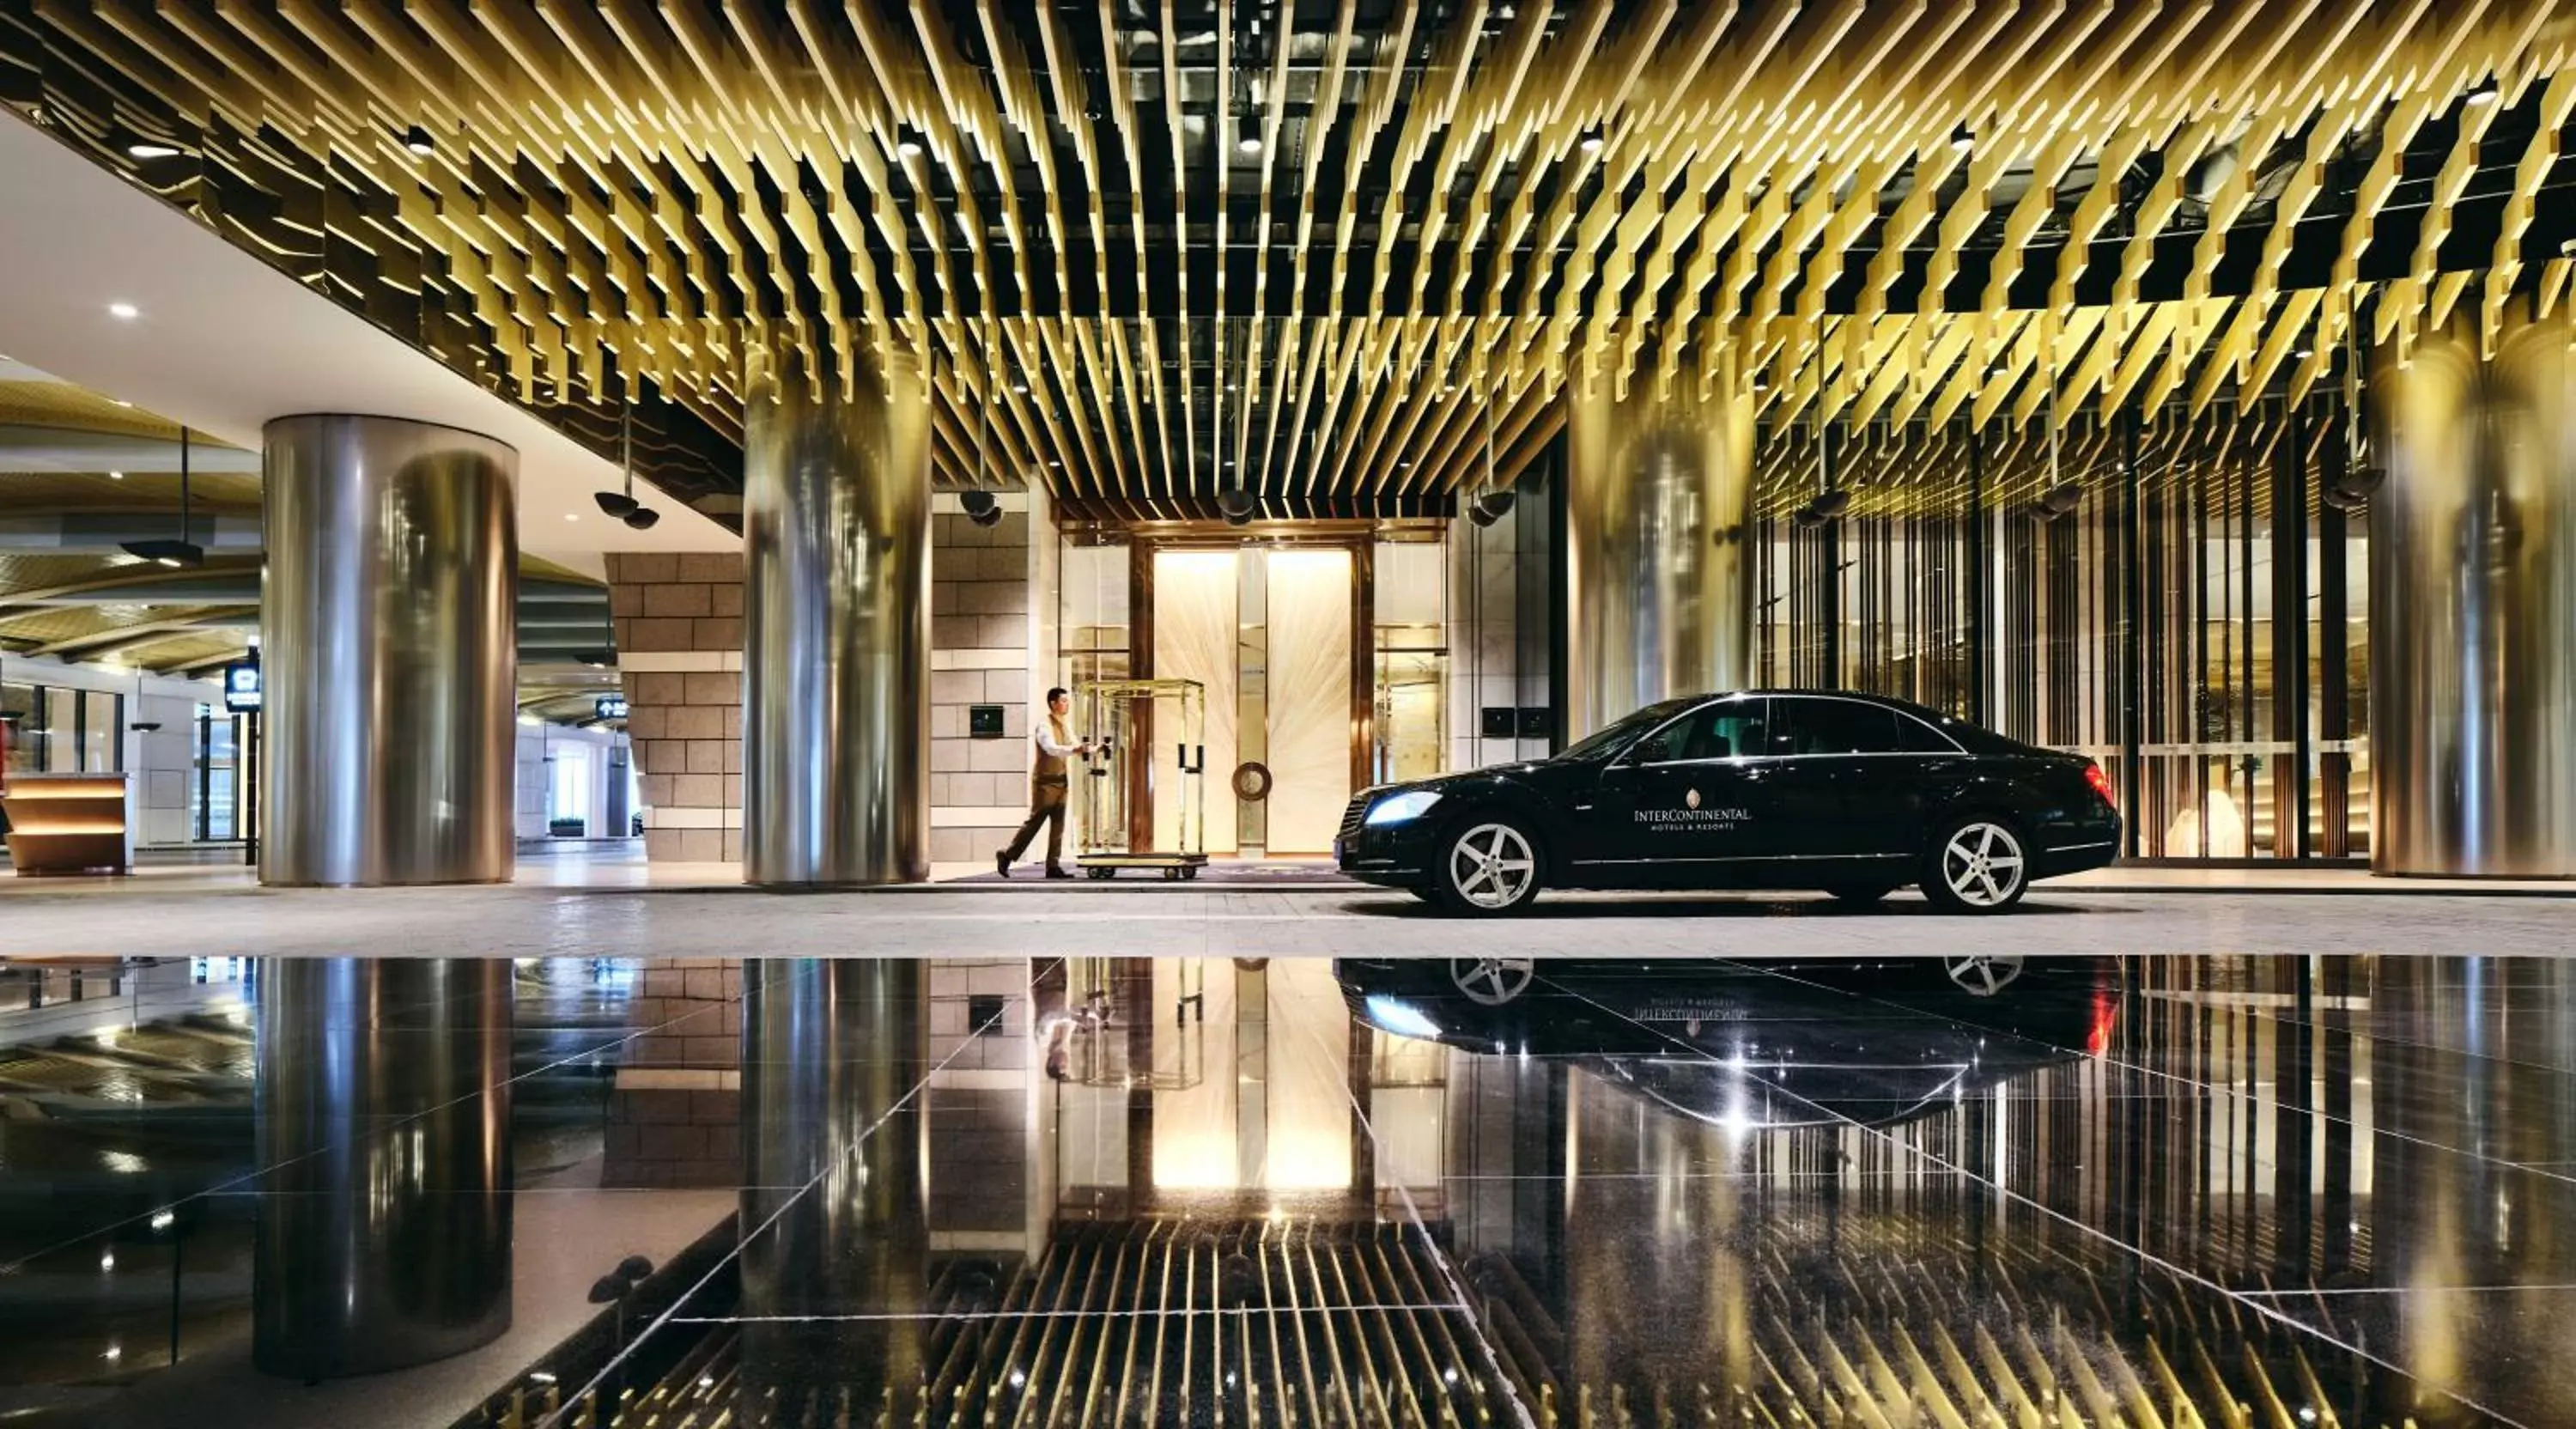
<box><xmin>896</xmin><ymin>138</ymin><xmax>922</xmax><ymax>158</ymax></box>
<box><xmin>126</xmin><ymin>142</ymin><xmax>180</xmax><ymax>160</ymax></box>
<box><xmin>1951</xmin><ymin>124</ymin><xmax>1976</xmax><ymax>154</ymax></box>
<box><xmin>2465</xmin><ymin>77</ymin><xmax>2500</xmax><ymax>106</ymax></box>
<box><xmin>564</xmin><ymin>513</ymin><xmax>580</xmax><ymax>521</ymax></box>
<box><xmin>106</xmin><ymin>301</ymin><xmax>139</xmax><ymax>320</ymax></box>
<box><xmin>404</xmin><ymin>124</ymin><xmax>436</xmax><ymax>155</ymax></box>
<box><xmin>2293</xmin><ymin>347</ymin><xmax>2314</xmax><ymax>360</ymax></box>
<box><xmin>111</xmin><ymin>399</ymin><xmax>134</xmax><ymax>408</ymax></box>
<box><xmin>107</xmin><ymin>471</ymin><xmax>125</xmax><ymax>480</ymax></box>
<box><xmin>1577</xmin><ymin>125</ymin><xmax>1605</xmax><ymax>153</ymax></box>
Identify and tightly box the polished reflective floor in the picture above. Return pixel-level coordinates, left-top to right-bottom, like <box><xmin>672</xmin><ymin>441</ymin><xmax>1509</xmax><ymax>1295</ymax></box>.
<box><xmin>0</xmin><ymin>952</ymin><xmax>2567</xmax><ymax>1427</ymax></box>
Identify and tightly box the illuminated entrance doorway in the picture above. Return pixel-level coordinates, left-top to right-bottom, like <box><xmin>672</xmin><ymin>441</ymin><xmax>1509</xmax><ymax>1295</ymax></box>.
<box><xmin>1060</xmin><ymin>526</ymin><xmax>1448</xmax><ymax>860</ymax></box>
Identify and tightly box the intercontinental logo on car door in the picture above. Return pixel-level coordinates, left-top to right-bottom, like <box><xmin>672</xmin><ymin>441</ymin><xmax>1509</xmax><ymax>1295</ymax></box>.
<box><xmin>1637</xmin><ymin>784</ymin><xmax>1753</xmax><ymax>830</ymax></box>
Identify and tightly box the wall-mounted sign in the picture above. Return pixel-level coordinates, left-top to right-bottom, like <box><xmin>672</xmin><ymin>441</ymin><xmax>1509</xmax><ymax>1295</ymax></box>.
<box><xmin>595</xmin><ymin>694</ymin><xmax>630</xmax><ymax>721</ymax></box>
<box><xmin>968</xmin><ymin>703</ymin><xmax>1005</xmax><ymax>738</ymax></box>
<box><xmin>222</xmin><ymin>660</ymin><xmax>262</xmax><ymax>713</ymax></box>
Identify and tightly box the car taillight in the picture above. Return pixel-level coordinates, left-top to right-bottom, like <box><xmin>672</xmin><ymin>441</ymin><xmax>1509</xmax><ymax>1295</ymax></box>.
<box><xmin>2083</xmin><ymin>761</ymin><xmax>2117</xmax><ymax>809</ymax></box>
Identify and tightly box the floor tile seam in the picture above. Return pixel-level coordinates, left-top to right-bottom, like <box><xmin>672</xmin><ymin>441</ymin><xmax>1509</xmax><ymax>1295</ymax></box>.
<box><xmin>2233</xmin><ymin>1284</ymin><xmax>2576</xmax><ymax>1298</ymax></box>
<box><xmin>665</xmin><ymin>1304</ymin><xmax>1479</xmax><ymax>1324</ymax></box>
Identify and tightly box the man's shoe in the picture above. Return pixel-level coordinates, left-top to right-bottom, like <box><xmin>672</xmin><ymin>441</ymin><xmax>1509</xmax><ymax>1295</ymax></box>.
<box><xmin>1044</xmin><ymin>866</ymin><xmax>1074</xmax><ymax>880</ymax></box>
<box><xmin>994</xmin><ymin>851</ymin><xmax>1012</xmax><ymax>879</ymax></box>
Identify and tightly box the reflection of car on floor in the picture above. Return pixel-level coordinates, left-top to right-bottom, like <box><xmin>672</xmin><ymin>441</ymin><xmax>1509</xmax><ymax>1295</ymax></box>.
<box><xmin>1333</xmin><ymin>690</ymin><xmax>2121</xmax><ymax>915</ymax></box>
<box><xmin>1336</xmin><ymin>955</ymin><xmax>2117</xmax><ymax>1132</ymax></box>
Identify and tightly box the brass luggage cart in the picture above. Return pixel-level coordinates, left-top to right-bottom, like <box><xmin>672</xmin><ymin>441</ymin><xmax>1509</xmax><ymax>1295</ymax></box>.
<box><xmin>1072</xmin><ymin>678</ymin><xmax>1211</xmax><ymax>880</ymax></box>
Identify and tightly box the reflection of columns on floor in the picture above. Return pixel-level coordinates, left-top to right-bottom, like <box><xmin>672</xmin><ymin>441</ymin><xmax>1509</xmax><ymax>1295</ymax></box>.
<box><xmin>2371</xmin><ymin>308</ymin><xmax>2576</xmax><ymax>877</ymax></box>
<box><xmin>742</xmin><ymin>358</ymin><xmax>933</xmax><ymax>885</ymax></box>
<box><xmin>259</xmin><ymin>415</ymin><xmax>517</xmax><ymax>885</ymax></box>
<box><xmin>737</xmin><ymin>959</ymin><xmax>927</xmax><ymax>1415</ymax></box>
<box><xmin>253</xmin><ymin>959</ymin><xmax>513</xmax><ymax>1378</ymax></box>
<box><xmin>1563</xmin><ymin>362</ymin><xmax>1756</xmax><ymax>736</ymax></box>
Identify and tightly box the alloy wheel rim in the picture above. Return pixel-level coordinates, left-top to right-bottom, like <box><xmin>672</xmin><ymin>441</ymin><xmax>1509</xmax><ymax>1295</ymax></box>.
<box><xmin>1451</xmin><ymin>958</ymin><xmax>1536</xmax><ymax>1005</ymax></box>
<box><xmin>1944</xmin><ymin>952</ymin><xmax>2026</xmax><ymax>996</ymax></box>
<box><xmin>1449</xmin><ymin>824</ymin><xmax>1536</xmax><ymax>909</ymax></box>
<box><xmin>1941</xmin><ymin>822</ymin><xmax>2026</xmax><ymax>907</ymax></box>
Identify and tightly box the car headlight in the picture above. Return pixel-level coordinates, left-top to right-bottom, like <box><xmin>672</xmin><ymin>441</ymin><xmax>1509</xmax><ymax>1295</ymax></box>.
<box><xmin>1363</xmin><ymin>994</ymin><xmax>1442</xmax><ymax>1041</ymax></box>
<box><xmin>1364</xmin><ymin>790</ymin><xmax>1443</xmax><ymax>826</ymax></box>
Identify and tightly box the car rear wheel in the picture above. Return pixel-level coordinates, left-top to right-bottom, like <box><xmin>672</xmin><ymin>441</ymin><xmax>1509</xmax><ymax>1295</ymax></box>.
<box><xmin>1431</xmin><ymin>818</ymin><xmax>1543</xmax><ymax>915</ymax></box>
<box><xmin>1920</xmin><ymin>816</ymin><xmax>2031</xmax><ymax>914</ymax></box>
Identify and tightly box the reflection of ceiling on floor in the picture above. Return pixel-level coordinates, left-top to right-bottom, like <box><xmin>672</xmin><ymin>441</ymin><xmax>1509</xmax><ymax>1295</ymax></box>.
<box><xmin>3</xmin><ymin>5</ymin><xmax>2567</xmax><ymax>519</ymax></box>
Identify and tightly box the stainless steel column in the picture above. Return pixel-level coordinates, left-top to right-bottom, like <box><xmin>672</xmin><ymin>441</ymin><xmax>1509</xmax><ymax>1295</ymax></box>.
<box><xmin>742</xmin><ymin>362</ymin><xmax>933</xmax><ymax>885</ymax></box>
<box><xmin>260</xmin><ymin>415</ymin><xmax>518</xmax><ymax>885</ymax></box>
<box><xmin>253</xmin><ymin>958</ymin><xmax>513</xmax><ymax>1378</ymax></box>
<box><xmin>1564</xmin><ymin>364</ymin><xmax>1757</xmax><ymax>736</ymax></box>
<box><xmin>2371</xmin><ymin>309</ymin><xmax>2576</xmax><ymax>877</ymax></box>
<box><xmin>737</xmin><ymin>959</ymin><xmax>927</xmax><ymax>1419</ymax></box>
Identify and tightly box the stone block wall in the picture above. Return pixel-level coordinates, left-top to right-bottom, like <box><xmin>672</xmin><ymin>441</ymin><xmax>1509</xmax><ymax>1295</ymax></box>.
<box><xmin>605</xmin><ymin>552</ymin><xmax>745</xmax><ymax>864</ymax></box>
<box><xmin>928</xmin><ymin>494</ymin><xmax>1043</xmax><ymax>867</ymax></box>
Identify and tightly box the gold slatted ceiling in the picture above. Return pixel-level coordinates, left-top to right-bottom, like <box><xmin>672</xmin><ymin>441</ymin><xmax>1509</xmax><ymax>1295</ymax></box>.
<box><xmin>27</xmin><ymin>1</ymin><xmax>2576</xmax><ymax>513</ymax></box>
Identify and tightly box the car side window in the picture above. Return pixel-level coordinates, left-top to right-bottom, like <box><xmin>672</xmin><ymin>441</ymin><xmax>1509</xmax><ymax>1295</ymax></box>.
<box><xmin>1770</xmin><ymin>698</ymin><xmax>1901</xmax><ymax>756</ymax></box>
<box><xmin>1894</xmin><ymin>713</ymin><xmax>1965</xmax><ymax>753</ymax></box>
<box><xmin>1630</xmin><ymin>698</ymin><xmax>1770</xmax><ymax>763</ymax></box>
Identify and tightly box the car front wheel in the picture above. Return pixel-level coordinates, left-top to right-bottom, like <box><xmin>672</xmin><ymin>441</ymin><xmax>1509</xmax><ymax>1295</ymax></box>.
<box><xmin>1920</xmin><ymin>817</ymin><xmax>2031</xmax><ymax>914</ymax></box>
<box><xmin>1430</xmin><ymin>818</ymin><xmax>1543</xmax><ymax>915</ymax></box>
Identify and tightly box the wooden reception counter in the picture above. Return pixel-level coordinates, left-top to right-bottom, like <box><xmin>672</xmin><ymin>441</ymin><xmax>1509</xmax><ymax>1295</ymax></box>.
<box><xmin>1</xmin><ymin>774</ymin><xmax>131</xmax><ymax>875</ymax></box>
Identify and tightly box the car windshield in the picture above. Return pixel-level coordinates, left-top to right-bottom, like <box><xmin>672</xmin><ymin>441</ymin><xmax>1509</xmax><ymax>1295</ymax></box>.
<box><xmin>1556</xmin><ymin>696</ymin><xmax>1704</xmax><ymax>763</ymax></box>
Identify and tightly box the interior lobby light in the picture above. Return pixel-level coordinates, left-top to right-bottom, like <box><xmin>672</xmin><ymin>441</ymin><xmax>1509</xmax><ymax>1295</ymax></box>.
<box><xmin>2465</xmin><ymin>76</ymin><xmax>2500</xmax><ymax>106</ymax></box>
<box><xmin>1237</xmin><ymin>114</ymin><xmax>1263</xmax><ymax>155</ymax></box>
<box><xmin>404</xmin><ymin>124</ymin><xmax>436</xmax><ymax>155</ymax></box>
<box><xmin>125</xmin><ymin>141</ymin><xmax>180</xmax><ymax>160</ymax></box>
<box><xmin>1951</xmin><ymin>124</ymin><xmax>1976</xmax><ymax>153</ymax></box>
<box><xmin>1577</xmin><ymin>125</ymin><xmax>1605</xmax><ymax>153</ymax></box>
<box><xmin>107</xmin><ymin>471</ymin><xmax>124</xmax><ymax>480</ymax></box>
<box><xmin>106</xmin><ymin>301</ymin><xmax>139</xmax><ymax>320</ymax></box>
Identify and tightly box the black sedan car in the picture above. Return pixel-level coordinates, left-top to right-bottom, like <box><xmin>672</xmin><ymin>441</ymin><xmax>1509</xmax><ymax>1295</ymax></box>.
<box><xmin>1334</xmin><ymin>690</ymin><xmax>2120</xmax><ymax>915</ymax></box>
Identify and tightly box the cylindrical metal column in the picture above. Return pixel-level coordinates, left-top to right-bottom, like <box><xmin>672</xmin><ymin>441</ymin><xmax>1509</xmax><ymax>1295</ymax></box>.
<box><xmin>1563</xmin><ymin>363</ymin><xmax>1757</xmax><ymax>737</ymax></box>
<box><xmin>2371</xmin><ymin>308</ymin><xmax>2576</xmax><ymax>877</ymax></box>
<box><xmin>742</xmin><ymin>362</ymin><xmax>933</xmax><ymax>885</ymax></box>
<box><xmin>253</xmin><ymin>958</ymin><xmax>513</xmax><ymax>1378</ymax></box>
<box><xmin>737</xmin><ymin>959</ymin><xmax>927</xmax><ymax>1420</ymax></box>
<box><xmin>260</xmin><ymin>415</ymin><xmax>517</xmax><ymax>885</ymax></box>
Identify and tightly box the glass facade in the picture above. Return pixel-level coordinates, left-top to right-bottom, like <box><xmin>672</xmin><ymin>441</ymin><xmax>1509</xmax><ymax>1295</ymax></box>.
<box><xmin>0</xmin><ymin>680</ymin><xmax>124</xmax><ymax>775</ymax></box>
<box><xmin>1756</xmin><ymin>392</ymin><xmax>2366</xmax><ymax>861</ymax></box>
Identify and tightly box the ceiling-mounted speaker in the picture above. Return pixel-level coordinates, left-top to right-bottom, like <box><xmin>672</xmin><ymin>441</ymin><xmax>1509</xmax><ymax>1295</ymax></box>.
<box><xmin>1217</xmin><ymin>488</ymin><xmax>1258</xmax><ymax>525</ymax></box>
<box><xmin>960</xmin><ymin>489</ymin><xmax>1001</xmax><ymax>526</ymax></box>
<box><xmin>623</xmin><ymin>507</ymin><xmax>662</xmax><ymax>531</ymax></box>
<box><xmin>1467</xmin><ymin>489</ymin><xmax>1516</xmax><ymax>526</ymax></box>
<box><xmin>593</xmin><ymin>490</ymin><xmax>639</xmax><ymax>518</ymax></box>
<box><xmin>2039</xmin><ymin>482</ymin><xmax>2084</xmax><ymax>516</ymax></box>
<box><xmin>1810</xmin><ymin>489</ymin><xmax>1851</xmax><ymax>520</ymax></box>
